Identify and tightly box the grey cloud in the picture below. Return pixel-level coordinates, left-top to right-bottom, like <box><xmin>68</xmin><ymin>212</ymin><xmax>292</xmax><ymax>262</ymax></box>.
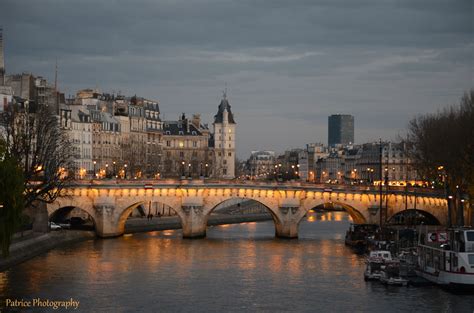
<box><xmin>0</xmin><ymin>0</ymin><xmax>472</xmax><ymax>158</ymax></box>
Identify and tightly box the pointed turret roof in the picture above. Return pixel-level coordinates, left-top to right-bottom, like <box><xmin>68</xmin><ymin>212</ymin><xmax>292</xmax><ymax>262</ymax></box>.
<box><xmin>213</xmin><ymin>92</ymin><xmax>235</xmax><ymax>124</ymax></box>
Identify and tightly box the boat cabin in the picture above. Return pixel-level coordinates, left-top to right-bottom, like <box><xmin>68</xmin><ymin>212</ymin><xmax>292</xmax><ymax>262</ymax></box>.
<box><xmin>368</xmin><ymin>250</ymin><xmax>392</xmax><ymax>262</ymax></box>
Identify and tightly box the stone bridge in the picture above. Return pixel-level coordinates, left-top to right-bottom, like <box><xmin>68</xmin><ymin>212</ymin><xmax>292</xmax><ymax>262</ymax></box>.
<box><xmin>47</xmin><ymin>180</ymin><xmax>448</xmax><ymax>239</ymax></box>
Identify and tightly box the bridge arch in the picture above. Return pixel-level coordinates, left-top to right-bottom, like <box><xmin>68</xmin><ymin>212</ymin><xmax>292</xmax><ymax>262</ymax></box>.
<box><xmin>387</xmin><ymin>209</ymin><xmax>441</xmax><ymax>225</ymax></box>
<box><xmin>301</xmin><ymin>199</ymin><xmax>367</xmax><ymax>225</ymax></box>
<box><xmin>116</xmin><ymin>199</ymin><xmax>183</xmax><ymax>235</ymax></box>
<box><xmin>202</xmin><ymin>192</ymin><xmax>282</xmax><ymax>228</ymax></box>
<box><xmin>47</xmin><ymin>197</ymin><xmax>95</xmax><ymax>219</ymax></box>
<box><xmin>49</xmin><ymin>204</ymin><xmax>95</xmax><ymax>221</ymax></box>
<box><xmin>204</xmin><ymin>197</ymin><xmax>279</xmax><ymax>233</ymax></box>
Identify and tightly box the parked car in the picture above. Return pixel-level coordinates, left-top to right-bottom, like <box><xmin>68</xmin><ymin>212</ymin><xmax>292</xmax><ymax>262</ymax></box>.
<box><xmin>58</xmin><ymin>222</ymin><xmax>71</xmax><ymax>229</ymax></box>
<box><xmin>49</xmin><ymin>222</ymin><xmax>62</xmax><ymax>231</ymax></box>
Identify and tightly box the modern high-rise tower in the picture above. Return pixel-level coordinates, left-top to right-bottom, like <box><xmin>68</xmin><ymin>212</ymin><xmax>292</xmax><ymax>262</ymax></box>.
<box><xmin>328</xmin><ymin>114</ymin><xmax>354</xmax><ymax>147</ymax></box>
<box><xmin>213</xmin><ymin>91</ymin><xmax>236</xmax><ymax>179</ymax></box>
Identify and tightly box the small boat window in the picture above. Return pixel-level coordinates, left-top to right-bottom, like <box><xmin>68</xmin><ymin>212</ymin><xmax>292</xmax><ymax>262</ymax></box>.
<box><xmin>466</xmin><ymin>231</ymin><xmax>474</xmax><ymax>241</ymax></box>
<box><xmin>469</xmin><ymin>254</ymin><xmax>474</xmax><ymax>265</ymax></box>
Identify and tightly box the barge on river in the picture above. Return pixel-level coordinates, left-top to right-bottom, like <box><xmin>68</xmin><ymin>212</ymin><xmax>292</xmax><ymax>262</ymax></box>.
<box><xmin>416</xmin><ymin>228</ymin><xmax>474</xmax><ymax>290</ymax></box>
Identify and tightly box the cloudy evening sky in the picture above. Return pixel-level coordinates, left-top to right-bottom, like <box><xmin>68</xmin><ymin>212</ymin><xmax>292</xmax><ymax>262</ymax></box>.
<box><xmin>1</xmin><ymin>0</ymin><xmax>472</xmax><ymax>158</ymax></box>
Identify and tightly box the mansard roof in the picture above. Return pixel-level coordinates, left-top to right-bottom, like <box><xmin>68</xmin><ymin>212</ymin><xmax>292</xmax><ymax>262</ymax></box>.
<box><xmin>162</xmin><ymin>121</ymin><xmax>203</xmax><ymax>136</ymax></box>
<box><xmin>214</xmin><ymin>96</ymin><xmax>235</xmax><ymax>124</ymax></box>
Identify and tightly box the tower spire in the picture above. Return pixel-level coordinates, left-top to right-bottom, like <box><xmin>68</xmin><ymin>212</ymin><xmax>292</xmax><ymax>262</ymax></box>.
<box><xmin>0</xmin><ymin>27</ymin><xmax>5</xmax><ymax>86</ymax></box>
<box><xmin>223</xmin><ymin>82</ymin><xmax>227</xmax><ymax>100</ymax></box>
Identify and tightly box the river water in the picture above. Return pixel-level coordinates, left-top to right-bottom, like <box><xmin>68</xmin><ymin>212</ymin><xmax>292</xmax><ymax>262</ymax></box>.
<box><xmin>1</xmin><ymin>212</ymin><xmax>473</xmax><ymax>312</ymax></box>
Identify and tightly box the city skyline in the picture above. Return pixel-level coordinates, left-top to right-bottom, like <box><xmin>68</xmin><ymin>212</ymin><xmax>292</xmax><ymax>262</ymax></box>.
<box><xmin>0</xmin><ymin>0</ymin><xmax>472</xmax><ymax>159</ymax></box>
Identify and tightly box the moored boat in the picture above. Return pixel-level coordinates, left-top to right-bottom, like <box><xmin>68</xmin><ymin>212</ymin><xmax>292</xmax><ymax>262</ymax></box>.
<box><xmin>379</xmin><ymin>269</ymin><xmax>409</xmax><ymax>286</ymax></box>
<box><xmin>345</xmin><ymin>223</ymin><xmax>379</xmax><ymax>253</ymax></box>
<box><xmin>416</xmin><ymin>227</ymin><xmax>474</xmax><ymax>291</ymax></box>
<box><xmin>364</xmin><ymin>250</ymin><xmax>394</xmax><ymax>281</ymax></box>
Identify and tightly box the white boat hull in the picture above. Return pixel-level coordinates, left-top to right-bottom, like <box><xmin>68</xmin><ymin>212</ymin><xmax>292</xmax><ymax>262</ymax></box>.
<box><xmin>416</xmin><ymin>269</ymin><xmax>474</xmax><ymax>289</ymax></box>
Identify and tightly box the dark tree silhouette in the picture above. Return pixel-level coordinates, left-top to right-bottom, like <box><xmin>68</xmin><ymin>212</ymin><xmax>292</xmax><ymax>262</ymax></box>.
<box><xmin>0</xmin><ymin>101</ymin><xmax>74</xmax><ymax>210</ymax></box>
<box><xmin>406</xmin><ymin>90</ymin><xmax>474</xmax><ymax>225</ymax></box>
<box><xmin>0</xmin><ymin>141</ymin><xmax>25</xmax><ymax>257</ymax></box>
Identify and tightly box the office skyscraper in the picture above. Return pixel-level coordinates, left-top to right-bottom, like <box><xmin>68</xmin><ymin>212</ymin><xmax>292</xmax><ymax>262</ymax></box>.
<box><xmin>328</xmin><ymin>114</ymin><xmax>354</xmax><ymax>147</ymax></box>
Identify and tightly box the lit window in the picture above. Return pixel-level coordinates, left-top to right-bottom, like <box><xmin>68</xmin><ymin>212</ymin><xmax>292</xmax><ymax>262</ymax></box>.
<box><xmin>179</xmin><ymin>141</ymin><xmax>184</xmax><ymax>148</ymax></box>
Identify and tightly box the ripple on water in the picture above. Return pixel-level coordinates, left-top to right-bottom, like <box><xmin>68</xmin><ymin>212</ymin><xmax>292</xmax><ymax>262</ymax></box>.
<box><xmin>1</xmin><ymin>213</ymin><xmax>473</xmax><ymax>312</ymax></box>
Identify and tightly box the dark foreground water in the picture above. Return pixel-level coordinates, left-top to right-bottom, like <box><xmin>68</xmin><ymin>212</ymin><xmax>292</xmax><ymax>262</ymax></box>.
<box><xmin>1</xmin><ymin>212</ymin><xmax>473</xmax><ymax>313</ymax></box>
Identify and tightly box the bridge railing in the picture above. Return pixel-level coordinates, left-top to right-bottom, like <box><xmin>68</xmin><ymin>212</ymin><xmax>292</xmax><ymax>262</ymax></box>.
<box><xmin>64</xmin><ymin>179</ymin><xmax>445</xmax><ymax>197</ymax></box>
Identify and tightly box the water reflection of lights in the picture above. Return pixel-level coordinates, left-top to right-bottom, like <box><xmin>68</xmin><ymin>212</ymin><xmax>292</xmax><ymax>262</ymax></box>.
<box><xmin>334</xmin><ymin>212</ymin><xmax>343</xmax><ymax>221</ymax></box>
<box><xmin>307</xmin><ymin>215</ymin><xmax>316</xmax><ymax>222</ymax></box>
<box><xmin>123</xmin><ymin>233</ymin><xmax>133</xmax><ymax>237</ymax></box>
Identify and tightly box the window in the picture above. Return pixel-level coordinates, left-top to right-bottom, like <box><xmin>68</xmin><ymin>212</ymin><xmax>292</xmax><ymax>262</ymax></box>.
<box><xmin>166</xmin><ymin>140</ymin><xmax>171</xmax><ymax>147</ymax></box>
<box><xmin>228</xmin><ymin>152</ymin><xmax>232</xmax><ymax>157</ymax></box>
<box><xmin>223</xmin><ymin>169</ymin><xmax>227</xmax><ymax>175</ymax></box>
<box><xmin>179</xmin><ymin>141</ymin><xmax>184</xmax><ymax>148</ymax></box>
<box><xmin>179</xmin><ymin>152</ymin><xmax>184</xmax><ymax>157</ymax></box>
<box><xmin>229</xmin><ymin>144</ymin><xmax>231</xmax><ymax>148</ymax></box>
<box><xmin>223</xmin><ymin>160</ymin><xmax>227</xmax><ymax>165</ymax></box>
<box><xmin>192</xmin><ymin>131</ymin><xmax>196</xmax><ymax>135</ymax></box>
<box><xmin>468</xmin><ymin>254</ymin><xmax>474</xmax><ymax>265</ymax></box>
<box><xmin>179</xmin><ymin>131</ymin><xmax>184</xmax><ymax>135</ymax></box>
<box><xmin>228</xmin><ymin>129</ymin><xmax>232</xmax><ymax>133</ymax></box>
<box><xmin>218</xmin><ymin>152</ymin><xmax>222</xmax><ymax>156</ymax></box>
<box><xmin>229</xmin><ymin>136</ymin><xmax>231</xmax><ymax>140</ymax></box>
<box><xmin>193</xmin><ymin>141</ymin><xmax>197</xmax><ymax>147</ymax></box>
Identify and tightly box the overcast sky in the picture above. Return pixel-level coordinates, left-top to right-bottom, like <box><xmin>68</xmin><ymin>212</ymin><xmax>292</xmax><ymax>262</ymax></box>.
<box><xmin>1</xmin><ymin>0</ymin><xmax>472</xmax><ymax>158</ymax></box>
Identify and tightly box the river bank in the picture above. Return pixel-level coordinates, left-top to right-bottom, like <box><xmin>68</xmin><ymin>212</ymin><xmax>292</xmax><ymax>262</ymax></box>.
<box><xmin>0</xmin><ymin>213</ymin><xmax>272</xmax><ymax>272</ymax></box>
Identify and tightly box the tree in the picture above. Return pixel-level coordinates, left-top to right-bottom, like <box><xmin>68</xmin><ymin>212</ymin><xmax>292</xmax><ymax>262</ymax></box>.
<box><xmin>0</xmin><ymin>140</ymin><xmax>25</xmax><ymax>257</ymax></box>
<box><xmin>406</xmin><ymin>89</ymin><xmax>474</xmax><ymax>225</ymax></box>
<box><xmin>0</xmin><ymin>100</ymin><xmax>74</xmax><ymax>211</ymax></box>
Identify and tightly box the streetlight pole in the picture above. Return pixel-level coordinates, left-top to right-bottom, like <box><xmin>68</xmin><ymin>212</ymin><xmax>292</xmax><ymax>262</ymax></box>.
<box><xmin>379</xmin><ymin>139</ymin><xmax>384</xmax><ymax>229</ymax></box>
<box><xmin>124</xmin><ymin>164</ymin><xmax>128</xmax><ymax>179</ymax></box>
<box><xmin>93</xmin><ymin>160</ymin><xmax>97</xmax><ymax>179</ymax></box>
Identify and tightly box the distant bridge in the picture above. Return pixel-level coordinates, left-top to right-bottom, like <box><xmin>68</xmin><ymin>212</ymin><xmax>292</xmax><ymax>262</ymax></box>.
<box><xmin>47</xmin><ymin>180</ymin><xmax>447</xmax><ymax>238</ymax></box>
